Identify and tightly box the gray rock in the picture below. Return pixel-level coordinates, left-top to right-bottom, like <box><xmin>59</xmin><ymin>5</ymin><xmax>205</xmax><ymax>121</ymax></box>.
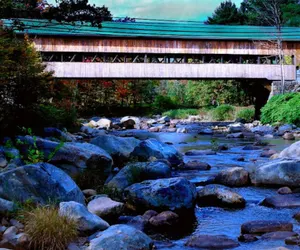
<box><xmin>277</xmin><ymin>187</ymin><xmax>293</xmax><ymax>194</ymax></box>
<box><xmin>228</xmin><ymin>123</ymin><xmax>245</xmax><ymax>133</ymax></box>
<box><xmin>44</xmin><ymin>127</ymin><xmax>76</xmax><ymax>142</ymax></box>
<box><xmin>107</xmin><ymin>160</ymin><xmax>171</xmax><ymax>191</ymax></box>
<box><xmin>260</xmin><ymin>194</ymin><xmax>300</xmax><ymax>208</ymax></box>
<box><xmin>241</xmin><ymin>221</ymin><xmax>293</xmax><ymax>234</ymax></box>
<box><xmin>182</xmin><ymin>161</ymin><xmax>211</xmax><ymax>171</ymax></box>
<box><xmin>0</xmin><ymin>163</ymin><xmax>84</xmax><ymax>204</ymax></box>
<box><xmin>251</xmin><ymin>125</ymin><xmax>274</xmax><ymax>135</ymax></box>
<box><xmin>0</xmin><ymin>198</ymin><xmax>15</xmax><ymax>213</ymax></box>
<box><xmin>158</xmin><ymin>116</ymin><xmax>170</xmax><ymax>124</ymax></box>
<box><xmin>278</xmin><ymin>141</ymin><xmax>300</xmax><ymax>159</ymax></box>
<box><xmin>293</xmin><ymin>212</ymin><xmax>300</xmax><ymax>221</ymax></box>
<box><xmin>226</xmin><ymin>132</ymin><xmax>244</xmax><ymax>139</ymax></box>
<box><xmin>149</xmin><ymin>211</ymin><xmax>179</xmax><ymax>228</ymax></box>
<box><xmin>130</xmin><ymin>138</ymin><xmax>183</xmax><ymax>167</ymax></box>
<box><xmin>198</xmin><ymin>128</ymin><xmax>213</xmax><ymax>135</ymax></box>
<box><xmin>0</xmin><ymin>155</ymin><xmax>7</xmax><ymax>168</ymax></box>
<box><xmin>197</xmin><ymin>184</ymin><xmax>246</xmax><ymax>208</ymax></box>
<box><xmin>95</xmin><ymin>118</ymin><xmax>112</xmax><ymax>129</ymax></box>
<box><xmin>261</xmin><ymin>231</ymin><xmax>298</xmax><ymax>240</ymax></box>
<box><xmin>82</xmin><ymin>189</ymin><xmax>97</xmax><ymax>198</ymax></box>
<box><xmin>260</xmin><ymin>150</ymin><xmax>277</xmax><ymax>158</ymax></box>
<box><xmin>87</xmin><ymin>197</ymin><xmax>124</xmax><ymax>219</ymax></box>
<box><xmin>124</xmin><ymin>177</ymin><xmax>197</xmax><ymax>213</ymax></box>
<box><xmin>283</xmin><ymin>133</ymin><xmax>295</xmax><ymax>140</ymax></box>
<box><xmin>186</xmin><ymin>235</ymin><xmax>240</xmax><ymax>249</ymax></box>
<box><xmin>176</xmin><ymin>128</ymin><xmax>188</xmax><ymax>133</ymax></box>
<box><xmin>59</xmin><ymin>201</ymin><xmax>109</xmax><ymax>232</ymax></box>
<box><xmin>120</xmin><ymin>116</ymin><xmax>140</xmax><ymax>129</ymax></box>
<box><xmin>285</xmin><ymin>235</ymin><xmax>300</xmax><ymax>245</ymax></box>
<box><xmin>80</xmin><ymin>126</ymin><xmax>108</xmax><ymax>137</ymax></box>
<box><xmin>278</xmin><ymin>124</ymin><xmax>294</xmax><ymax>135</ymax></box>
<box><xmin>143</xmin><ymin>210</ymin><xmax>158</xmax><ymax>221</ymax></box>
<box><xmin>90</xmin><ymin>135</ymin><xmax>140</xmax><ymax>166</ymax></box>
<box><xmin>87</xmin><ymin>225</ymin><xmax>153</xmax><ymax>250</ymax></box>
<box><xmin>118</xmin><ymin>215</ymin><xmax>148</xmax><ymax>232</ymax></box>
<box><xmin>185</xmin><ymin>149</ymin><xmax>216</xmax><ymax>156</ymax></box>
<box><xmin>17</xmin><ymin>136</ymin><xmax>112</xmax><ymax>177</ymax></box>
<box><xmin>214</xmin><ymin>167</ymin><xmax>249</xmax><ymax>187</ymax></box>
<box><xmin>238</xmin><ymin>234</ymin><xmax>258</xmax><ymax>242</ymax></box>
<box><xmin>250</xmin><ymin>159</ymin><xmax>300</xmax><ymax>187</ymax></box>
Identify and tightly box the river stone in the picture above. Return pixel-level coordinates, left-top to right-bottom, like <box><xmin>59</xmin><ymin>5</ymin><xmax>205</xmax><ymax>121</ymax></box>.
<box><xmin>226</xmin><ymin>132</ymin><xmax>244</xmax><ymax>139</ymax></box>
<box><xmin>261</xmin><ymin>231</ymin><xmax>298</xmax><ymax>240</ymax></box>
<box><xmin>228</xmin><ymin>123</ymin><xmax>245</xmax><ymax>133</ymax></box>
<box><xmin>90</xmin><ymin>135</ymin><xmax>140</xmax><ymax>166</ymax></box>
<box><xmin>214</xmin><ymin>167</ymin><xmax>249</xmax><ymax>187</ymax></box>
<box><xmin>44</xmin><ymin>127</ymin><xmax>76</xmax><ymax>142</ymax></box>
<box><xmin>149</xmin><ymin>211</ymin><xmax>179</xmax><ymax>228</ymax></box>
<box><xmin>260</xmin><ymin>194</ymin><xmax>300</xmax><ymax>208</ymax></box>
<box><xmin>130</xmin><ymin>138</ymin><xmax>183</xmax><ymax>167</ymax></box>
<box><xmin>185</xmin><ymin>149</ymin><xmax>216</xmax><ymax>156</ymax></box>
<box><xmin>197</xmin><ymin>184</ymin><xmax>246</xmax><ymax>208</ymax></box>
<box><xmin>87</xmin><ymin>196</ymin><xmax>124</xmax><ymax>219</ymax></box>
<box><xmin>87</xmin><ymin>225</ymin><xmax>153</xmax><ymax>250</ymax></box>
<box><xmin>59</xmin><ymin>201</ymin><xmax>109</xmax><ymax>232</ymax></box>
<box><xmin>0</xmin><ymin>163</ymin><xmax>84</xmax><ymax>205</ymax></box>
<box><xmin>293</xmin><ymin>212</ymin><xmax>300</xmax><ymax>221</ymax></box>
<box><xmin>143</xmin><ymin>210</ymin><xmax>158</xmax><ymax>221</ymax></box>
<box><xmin>285</xmin><ymin>235</ymin><xmax>300</xmax><ymax>245</ymax></box>
<box><xmin>238</xmin><ymin>234</ymin><xmax>258</xmax><ymax>242</ymax></box>
<box><xmin>158</xmin><ymin>116</ymin><xmax>171</xmax><ymax>124</ymax></box>
<box><xmin>278</xmin><ymin>124</ymin><xmax>294</xmax><ymax>135</ymax></box>
<box><xmin>241</xmin><ymin>221</ymin><xmax>293</xmax><ymax>234</ymax></box>
<box><xmin>182</xmin><ymin>161</ymin><xmax>211</xmax><ymax>171</ymax></box>
<box><xmin>0</xmin><ymin>198</ymin><xmax>15</xmax><ymax>213</ymax></box>
<box><xmin>17</xmin><ymin>136</ymin><xmax>113</xmax><ymax>177</ymax></box>
<box><xmin>124</xmin><ymin>177</ymin><xmax>197</xmax><ymax>213</ymax></box>
<box><xmin>277</xmin><ymin>187</ymin><xmax>293</xmax><ymax>194</ymax></box>
<box><xmin>283</xmin><ymin>133</ymin><xmax>295</xmax><ymax>140</ymax></box>
<box><xmin>260</xmin><ymin>150</ymin><xmax>277</xmax><ymax>158</ymax></box>
<box><xmin>107</xmin><ymin>160</ymin><xmax>171</xmax><ymax>191</ymax></box>
<box><xmin>251</xmin><ymin>125</ymin><xmax>274</xmax><ymax>135</ymax></box>
<box><xmin>185</xmin><ymin>235</ymin><xmax>240</xmax><ymax>249</ymax></box>
<box><xmin>250</xmin><ymin>159</ymin><xmax>300</xmax><ymax>187</ymax></box>
<box><xmin>95</xmin><ymin>118</ymin><xmax>112</xmax><ymax>129</ymax></box>
<box><xmin>278</xmin><ymin>141</ymin><xmax>300</xmax><ymax>159</ymax></box>
<box><xmin>120</xmin><ymin>116</ymin><xmax>140</xmax><ymax>129</ymax></box>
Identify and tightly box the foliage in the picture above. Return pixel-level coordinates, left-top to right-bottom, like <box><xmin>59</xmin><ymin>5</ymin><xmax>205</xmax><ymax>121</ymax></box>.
<box><xmin>24</xmin><ymin>206</ymin><xmax>77</xmax><ymax>250</ymax></box>
<box><xmin>237</xmin><ymin>108</ymin><xmax>255</xmax><ymax>122</ymax></box>
<box><xmin>212</xmin><ymin>104</ymin><xmax>235</xmax><ymax>121</ymax></box>
<box><xmin>261</xmin><ymin>93</ymin><xmax>300</xmax><ymax>126</ymax></box>
<box><xmin>152</xmin><ymin>95</ymin><xmax>176</xmax><ymax>113</ymax></box>
<box><xmin>162</xmin><ymin>109</ymin><xmax>199</xmax><ymax>119</ymax></box>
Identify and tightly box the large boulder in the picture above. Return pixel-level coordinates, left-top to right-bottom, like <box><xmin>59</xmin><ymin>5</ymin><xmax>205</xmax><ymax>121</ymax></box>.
<box><xmin>107</xmin><ymin>160</ymin><xmax>171</xmax><ymax>191</ymax></box>
<box><xmin>124</xmin><ymin>177</ymin><xmax>197</xmax><ymax>213</ymax></box>
<box><xmin>241</xmin><ymin>221</ymin><xmax>293</xmax><ymax>234</ymax></box>
<box><xmin>87</xmin><ymin>196</ymin><xmax>124</xmax><ymax>220</ymax></box>
<box><xmin>90</xmin><ymin>135</ymin><xmax>140</xmax><ymax>167</ymax></box>
<box><xmin>214</xmin><ymin>167</ymin><xmax>250</xmax><ymax>187</ymax></box>
<box><xmin>130</xmin><ymin>138</ymin><xmax>183</xmax><ymax>167</ymax></box>
<box><xmin>186</xmin><ymin>235</ymin><xmax>240</xmax><ymax>249</ymax></box>
<box><xmin>251</xmin><ymin>125</ymin><xmax>274</xmax><ymax>135</ymax></box>
<box><xmin>87</xmin><ymin>225</ymin><xmax>153</xmax><ymax>250</ymax></box>
<box><xmin>0</xmin><ymin>163</ymin><xmax>84</xmax><ymax>204</ymax></box>
<box><xmin>44</xmin><ymin>127</ymin><xmax>76</xmax><ymax>142</ymax></box>
<box><xmin>260</xmin><ymin>194</ymin><xmax>300</xmax><ymax>208</ymax></box>
<box><xmin>228</xmin><ymin>123</ymin><xmax>245</xmax><ymax>133</ymax></box>
<box><xmin>120</xmin><ymin>116</ymin><xmax>140</xmax><ymax>129</ymax></box>
<box><xmin>17</xmin><ymin>136</ymin><xmax>113</xmax><ymax>177</ymax></box>
<box><xmin>250</xmin><ymin>159</ymin><xmax>300</xmax><ymax>187</ymax></box>
<box><xmin>278</xmin><ymin>124</ymin><xmax>294</xmax><ymax>136</ymax></box>
<box><xmin>59</xmin><ymin>201</ymin><xmax>109</xmax><ymax>233</ymax></box>
<box><xmin>95</xmin><ymin>118</ymin><xmax>112</xmax><ymax>130</ymax></box>
<box><xmin>278</xmin><ymin>141</ymin><xmax>300</xmax><ymax>159</ymax></box>
<box><xmin>197</xmin><ymin>184</ymin><xmax>246</xmax><ymax>208</ymax></box>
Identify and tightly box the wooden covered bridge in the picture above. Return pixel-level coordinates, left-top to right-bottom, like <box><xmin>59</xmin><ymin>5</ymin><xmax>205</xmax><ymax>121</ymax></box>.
<box><xmin>4</xmin><ymin>19</ymin><xmax>300</xmax><ymax>81</ymax></box>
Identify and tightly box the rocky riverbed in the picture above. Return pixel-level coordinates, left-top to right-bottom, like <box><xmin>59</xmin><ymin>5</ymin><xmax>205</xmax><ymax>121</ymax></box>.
<box><xmin>0</xmin><ymin>115</ymin><xmax>299</xmax><ymax>249</ymax></box>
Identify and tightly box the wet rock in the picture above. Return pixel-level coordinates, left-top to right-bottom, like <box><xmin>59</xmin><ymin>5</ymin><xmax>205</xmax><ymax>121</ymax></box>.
<box><xmin>250</xmin><ymin>159</ymin><xmax>300</xmax><ymax>187</ymax></box>
<box><xmin>0</xmin><ymin>163</ymin><xmax>85</xmax><ymax>205</ymax></box>
<box><xmin>166</xmin><ymin>128</ymin><xmax>177</xmax><ymax>133</ymax></box>
<box><xmin>2</xmin><ymin>226</ymin><xmax>18</xmax><ymax>241</ymax></box>
<box><xmin>158</xmin><ymin>116</ymin><xmax>170</xmax><ymax>124</ymax></box>
<box><xmin>149</xmin><ymin>211</ymin><xmax>179</xmax><ymax>228</ymax></box>
<box><xmin>260</xmin><ymin>194</ymin><xmax>300</xmax><ymax>208</ymax></box>
<box><xmin>87</xmin><ymin>196</ymin><xmax>124</xmax><ymax>220</ymax></box>
<box><xmin>17</xmin><ymin>136</ymin><xmax>113</xmax><ymax>178</ymax></box>
<box><xmin>278</xmin><ymin>141</ymin><xmax>300</xmax><ymax>159</ymax></box>
<box><xmin>44</xmin><ymin>127</ymin><xmax>76</xmax><ymax>142</ymax></box>
<box><xmin>59</xmin><ymin>201</ymin><xmax>109</xmax><ymax>232</ymax></box>
<box><xmin>197</xmin><ymin>184</ymin><xmax>246</xmax><ymax>208</ymax></box>
<box><xmin>228</xmin><ymin>123</ymin><xmax>245</xmax><ymax>133</ymax></box>
<box><xmin>198</xmin><ymin>128</ymin><xmax>213</xmax><ymax>135</ymax></box>
<box><xmin>82</xmin><ymin>189</ymin><xmax>97</xmax><ymax>198</ymax></box>
<box><xmin>293</xmin><ymin>212</ymin><xmax>300</xmax><ymax>221</ymax></box>
<box><xmin>107</xmin><ymin>160</ymin><xmax>171</xmax><ymax>191</ymax></box>
<box><xmin>260</xmin><ymin>150</ymin><xmax>277</xmax><ymax>158</ymax></box>
<box><xmin>283</xmin><ymin>133</ymin><xmax>295</xmax><ymax>140</ymax></box>
<box><xmin>185</xmin><ymin>149</ymin><xmax>216</xmax><ymax>156</ymax></box>
<box><xmin>176</xmin><ymin>128</ymin><xmax>188</xmax><ymax>133</ymax></box>
<box><xmin>130</xmin><ymin>138</ymin><xmax>183</xmax><ymax>167</ymax></box>
<box><xmin>227</xmin><ymin>132</ymin><xmax>244</xmax><ymax>138</ymax></box>
<box><xmin>146</xmin><ymin>119</ymin><xmax>157</xmax><ymax>125</ymax></box>
<box><xmin>261</xmin><ymin>231</ymin><xmax>298</xmax><ymax>240</ymax></box>
<box><xmin>87</xmin><ymin>225</ymin><xmax>153</xmax><ymax>250</ymax></box>
<box><xmin>182</xmin><ymin>161</ymin><xmax>211</xmax><ymax>171</ymax></box>
<box><xmin>149</xmin><ymin>127</ymin><xmax>161</xmax><ymax>132</ymax></box>
<box><xmin>238</xmin><ymin>234</ymin><xmax>258</xmax><ymax>242</ymax></box>
<box><xmin>243</xmin><ymin>145</ymin><xmax>261</xmax><ymax>150</ymax></box>
<box><xmin>0</xmin><ymin>155</ymin><xmax>7</xmax><ymax>168</ymax></box>
<box><xmin>241</xmin><ymin>221</ymin><xmax>293</xmax><ymax>234</ymax></box>
<box><xmin>143</xmin><ymin>210</ymin><xmax>158</xmax><ymax>221</ymax></box>
<box><xmin>120</xmin><ymin>116</ymin><xmax>140</xmax><ymax>129</ymax></box>
<box><xmin>214</xmin><ymin>167</ymin><xmax>249</xmax><ymax>187</ymax></box>
<box><xmin>185</xmin><ymin>235</ymin><xmax>240</xmax><ymax>249</ymax></box>
<box><xmin>278</xmin><ymin>124</ymin><xmax>294</xmax><ymax>135</ymax></box>
<box><xmin>95</xmin><ymin>118</ymin><xmax>112</xmax><ymax>130</ymax></box>
<box><xmin>285</xmin><ymin>235</ymin><xmax>300</xmax><ymax>245</ymax></box>
<box><xmin>9</xmin><ymin>219</ymin><xmax>23</xmax><ymax>230</ymax></box>
<box><xmin>251</xmin><ymin>125</ymin><xmax>274</xmax><ymax>135</ymax></box>
<box><xmin>277</xmin><ymin>187</ymin><xmax>293</xmax><ymax>194</ymax></box>
<box><xmin>0</xmin><ymin>198</ymin><xmax>15</xmax><ymax>213</ymax></box>
<box><xmin>124</xmin><ymin>177</ymin><xmax>197</xmax><ymax>213</ymax></box>
<box><xmin>90</xmin><ymin>135</ymin><xmax>140</xmax><ymax>166</ymax></box>
<box><xmin>237</xmin><ymin>157</ymin><xmax>245</xmax><ymax>162</ymax></box>
<box><xmin>118</xmin><ymin>215</ymin><xmax>148</xmax><ymax>232</ymax></box>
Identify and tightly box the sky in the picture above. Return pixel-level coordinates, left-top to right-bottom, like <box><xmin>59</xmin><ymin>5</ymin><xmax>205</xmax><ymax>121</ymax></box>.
<box><xmin>47</xmin><ymin>0</ymin><xmax>243</xmax><ymax>21</ymax></box>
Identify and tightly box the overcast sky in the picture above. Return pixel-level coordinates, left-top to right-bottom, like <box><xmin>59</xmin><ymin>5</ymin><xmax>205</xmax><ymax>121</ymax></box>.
<box><xmin>47</xmin><ymin>0</ymin><xmax>243</xmax><ymax>21</ymax></box>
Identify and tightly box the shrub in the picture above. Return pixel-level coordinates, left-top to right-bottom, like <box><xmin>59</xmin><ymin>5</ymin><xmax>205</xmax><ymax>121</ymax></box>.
<box><xmin>25</xmin><ymin>206</ymin><xmax>77</xmax><ymax>250</ymax></box>
<box><xmin>261</xmin><ymin>93</ymin><xmax>300</xmax><ymax>126</ymax></box>
<box><xmin>212</xmin><ymin>105</ymin><xmax>235</xmax><ymax>121</ymax></box>
<box><xmin>162</xmin><ymin>109</ymin><xmax>199</xmax><ymax>119</ymax></box>
<box><xmin>237</xmin><ymin>108</ymin><xmax>255</xmax><ymax>122</ymax></box>
<box><xmin>153</xmin><ymin>95</ymin><xmax>176</xmax><ymax>113</ymax></box>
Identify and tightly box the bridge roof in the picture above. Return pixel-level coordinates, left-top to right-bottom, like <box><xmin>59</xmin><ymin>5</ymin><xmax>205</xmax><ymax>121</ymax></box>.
<box><xmin>3</xmin><ymin>18</ymin><xmax>300</xmax><ymax>41</ymax></box>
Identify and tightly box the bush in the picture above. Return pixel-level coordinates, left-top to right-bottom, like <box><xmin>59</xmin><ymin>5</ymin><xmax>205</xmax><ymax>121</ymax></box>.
<box><xmin>152</xmin><ymin>95</ymin><xmax>176</xmax><ymax>113</ymax></box>
<box><xmin>261</xmin><ymin>93</ymin><xmax>300</xmax><ymax>126</ymax></box>
<box><xmin>25</xmin><ymin>206</ymin><xmax>77</xmax><ymax>250</ymax></box>
<box><xmin>212</xmin><ymin>105</ymin><xmax>235</xmax><ymax>121</ymax></box>
<box><xmin>237</xmin><ymin>108</ymin><xmax>255</xmax><ymax>122</ymax></box>
<box><xmin>162</xmin><ymin>109</ymin><xmax>199</xmax><ymax>119</ymax></box>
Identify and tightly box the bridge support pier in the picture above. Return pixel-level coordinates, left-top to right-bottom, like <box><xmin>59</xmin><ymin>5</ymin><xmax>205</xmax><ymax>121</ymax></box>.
<box><xmin>269</xmin><ymin>81</ymin><xmax>300</xmax><ymax>98</ymax></box>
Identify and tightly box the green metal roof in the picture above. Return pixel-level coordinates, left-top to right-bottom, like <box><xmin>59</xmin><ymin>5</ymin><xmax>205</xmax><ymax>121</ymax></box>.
<box><xmin>3</xmin><ymin>18</ymin><xmax>300</xmax><ymax>41</ymax></box>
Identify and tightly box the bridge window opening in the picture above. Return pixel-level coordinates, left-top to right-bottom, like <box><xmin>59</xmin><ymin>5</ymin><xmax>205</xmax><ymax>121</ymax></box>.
<box><xmin>41</xmin><ymin>52</ymin><xmax>295</xmax><ymax>65</ymax></box>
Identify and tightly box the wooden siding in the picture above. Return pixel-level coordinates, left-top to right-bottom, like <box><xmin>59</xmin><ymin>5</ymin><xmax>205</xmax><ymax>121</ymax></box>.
<box><xmin>46</xmin><ymin>62</ymin><xmax>296</xmax><ymax>81</ymax></box>
<box><xmin>34</xmin><ymin>37</ymin><xmax>300</xmax><ymax>57</ymax></box>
